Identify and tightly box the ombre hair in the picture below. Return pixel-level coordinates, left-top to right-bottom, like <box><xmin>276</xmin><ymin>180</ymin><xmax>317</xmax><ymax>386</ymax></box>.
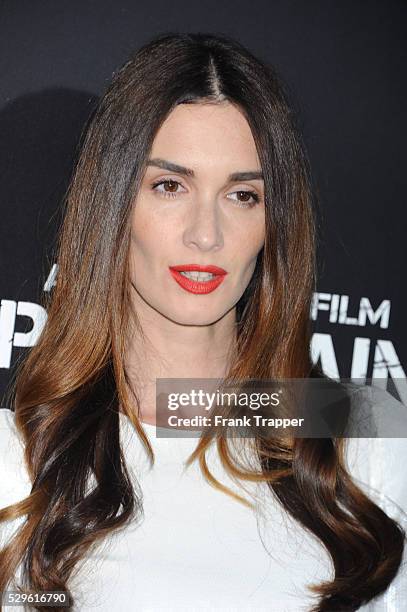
<box><xmin>0</xmin><ymin>32</ymin><xmax>404</xmax><ymax>611</ymax></box>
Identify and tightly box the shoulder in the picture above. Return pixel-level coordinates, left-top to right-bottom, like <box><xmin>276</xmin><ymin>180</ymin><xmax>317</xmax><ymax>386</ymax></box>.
<box><xmin>343</xmin><ymin>385</ymin><xmax>407</xmax><ymax>524</ymax></box>
<box><xmin>0</xmin><ymin>408</ymin><xmax>31</xmax><ymax>510</ymax></box>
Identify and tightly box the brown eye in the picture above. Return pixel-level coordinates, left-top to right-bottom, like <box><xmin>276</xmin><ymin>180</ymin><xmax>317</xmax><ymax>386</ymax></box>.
<box><xmin>164</xmin><ymin>180</ymin><xmax>179</xmax><ymax>192</ymax></box>
<box><xmin>227</xmin><ymin>190</ymin><xmax>260</xmax><ymax>207</ymax></box>
<box><xmin>152</xmin><ymin>179</ymin><xmax>186</xmax><ymax>197</ymax></box>
<box><xmin>237</xmin><ymin>191</ymin><xmax>251</xmax><ymax>202</ymax></box>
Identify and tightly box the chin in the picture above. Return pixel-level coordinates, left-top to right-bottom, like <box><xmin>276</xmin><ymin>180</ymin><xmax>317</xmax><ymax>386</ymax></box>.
<box><xmin>164</xmin><ymin>308</ymin><xmax>226</xmax><ymax>327</ymax></box>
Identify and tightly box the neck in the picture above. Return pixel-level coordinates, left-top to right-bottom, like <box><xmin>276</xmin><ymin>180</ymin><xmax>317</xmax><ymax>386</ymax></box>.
<box><xmin>124</xmin><ymin>297</ymin><xmax>237</xmax><ymax>425</ymax></box>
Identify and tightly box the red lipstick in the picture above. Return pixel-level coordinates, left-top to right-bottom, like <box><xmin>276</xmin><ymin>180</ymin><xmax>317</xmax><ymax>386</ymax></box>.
<box><xmin>169</xmin><ymin>264</ymin><xmax>227</xmax><ymax>294</ymax></box>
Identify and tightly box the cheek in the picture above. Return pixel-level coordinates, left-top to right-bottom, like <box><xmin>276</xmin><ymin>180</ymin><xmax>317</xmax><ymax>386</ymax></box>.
<box><xmin>240</xmin><ymin>219</ymin><xmax>265</xmax><ymax>260</ymax></box>
<box><xmin>234</xmin><ymin>223</ymin><xmax>265</xmax><ymax>281</ymax></box>
<box><xmin>129</xmin><ymin>207</ymin><xmax>167</xmax><ymax>265</ymax></box>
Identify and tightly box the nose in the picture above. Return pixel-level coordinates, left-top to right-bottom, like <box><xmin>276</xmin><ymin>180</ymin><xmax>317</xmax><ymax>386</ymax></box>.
<box><xmin>182</xmin><ymin>200</ymin><xmax>224</xmax><ymax>252</ymax></box>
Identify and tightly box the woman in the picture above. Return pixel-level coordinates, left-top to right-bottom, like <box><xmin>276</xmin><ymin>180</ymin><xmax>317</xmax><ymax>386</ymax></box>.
<box><xmin>0</xmin><ymin>32</ymin><xmax>406</xmax><ymax>611</ymax></box>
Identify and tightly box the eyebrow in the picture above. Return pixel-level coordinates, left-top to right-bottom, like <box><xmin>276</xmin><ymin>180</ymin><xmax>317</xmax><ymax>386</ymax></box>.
<box><xmin>146</xmin><ymin>158</ymin><xmax>263</xmax><ymax>182</ymax></box>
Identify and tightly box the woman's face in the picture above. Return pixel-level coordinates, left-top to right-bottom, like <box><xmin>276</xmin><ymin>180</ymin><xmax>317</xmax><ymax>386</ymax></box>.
<box><xmin>129</xmin><ymin>101</ymin><xmax>265</xmax><ymax>326</ymax></box>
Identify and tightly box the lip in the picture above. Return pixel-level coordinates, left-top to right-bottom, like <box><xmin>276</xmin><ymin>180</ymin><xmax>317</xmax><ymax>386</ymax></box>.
<box><xmin>168</xmin><ymin>264</ymin><xmax>227</xmax><ymax>295</ymax></box>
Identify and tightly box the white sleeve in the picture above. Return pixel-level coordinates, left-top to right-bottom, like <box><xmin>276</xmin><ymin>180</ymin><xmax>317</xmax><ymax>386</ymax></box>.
<box><xmin>344</xmin><ymin>386</ymin><xmax>407</xmax><ymax>610</ymax></box>
<box><xmin>0</xmin><ymin>408</ymin><xmax>32</xmax><ymax>549</ymax></box>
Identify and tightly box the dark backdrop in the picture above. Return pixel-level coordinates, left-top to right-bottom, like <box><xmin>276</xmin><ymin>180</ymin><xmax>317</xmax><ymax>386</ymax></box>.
<box><xmin>1</xmin><ymin>0</ymin><xmax>406</xmax><ymax>405</ymax></box>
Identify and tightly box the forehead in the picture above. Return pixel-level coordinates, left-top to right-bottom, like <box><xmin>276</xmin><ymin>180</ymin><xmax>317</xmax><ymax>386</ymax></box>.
<box><xmin>149</xmin><ymin>102</ymin><xmax>260</xmax><ymax>170</ymax></box>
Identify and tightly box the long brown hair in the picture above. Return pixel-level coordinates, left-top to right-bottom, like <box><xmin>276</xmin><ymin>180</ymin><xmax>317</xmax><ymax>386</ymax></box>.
<box><xmin>0</xmin><ymin>32</ymin><xmax>404</xmax><ymax>611</ymax></box>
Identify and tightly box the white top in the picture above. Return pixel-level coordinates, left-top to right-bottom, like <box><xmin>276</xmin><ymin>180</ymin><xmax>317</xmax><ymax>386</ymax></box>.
<box><xmin>0</xmin><ymin>384</ymin><xmax>407</xmax><ymax>611</ymax></box>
